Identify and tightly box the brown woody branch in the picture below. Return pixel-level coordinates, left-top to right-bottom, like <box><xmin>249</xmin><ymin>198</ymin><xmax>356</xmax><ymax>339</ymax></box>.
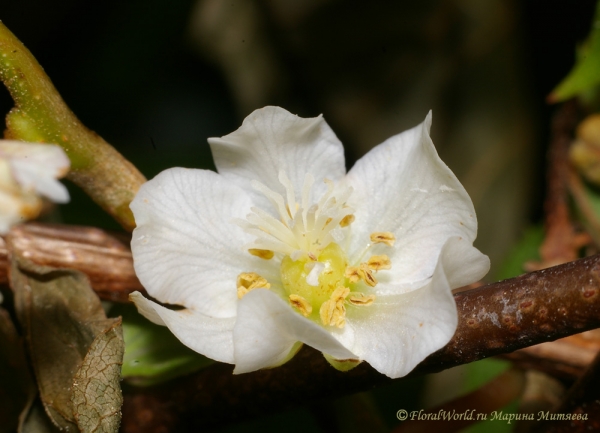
<box><xmin>0</xmin><ymin>223</ymin><xmax>142</xmax><ymax>302</ymax></box>
<box><xmin>120</xmin><ymin>254</ymin><xmax>600</xmax><ymax>432</ymax></box>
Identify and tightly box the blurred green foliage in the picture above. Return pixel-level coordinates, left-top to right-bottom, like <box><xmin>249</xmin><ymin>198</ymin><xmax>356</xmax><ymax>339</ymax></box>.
<box><xmin>462</xmin><ymin>359</ymin><xmax>516</xmax><ymax>433</ymax></box>
<box><xmin>495</xmin><ymin>226</ymin><xmax>544</xmax><ymax>281</ymax></box>
<box><xmin>550</xmin><ymin>1</ymin><xmax>600</xmax><ymax>103</ymax></box>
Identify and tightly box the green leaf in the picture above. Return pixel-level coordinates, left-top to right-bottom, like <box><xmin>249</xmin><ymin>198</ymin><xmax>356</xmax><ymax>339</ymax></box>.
<box><xmin>10</xmin><ymin>252</ymin><xmax>124</xmax><ymax>432</ymax></box>
<box><xmin>549</xmin><ymin>3</ymin><xmax>600</xmax><ymax>102</ymax></box>
<box><xmin>111</xmin><ymin>304</ymin><xmax>214</xmax><ymax>386</ymax></box>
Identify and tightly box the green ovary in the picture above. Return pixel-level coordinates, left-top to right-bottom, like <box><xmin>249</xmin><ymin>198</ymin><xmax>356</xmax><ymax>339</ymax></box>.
<box><xmin>280</xmin><ymin>242</ymin><xmax>348</xmax><ymax>315</ymax></box>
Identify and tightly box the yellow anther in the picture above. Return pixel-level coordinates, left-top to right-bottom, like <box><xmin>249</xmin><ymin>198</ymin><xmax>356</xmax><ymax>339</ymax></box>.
<box><xmin>348</xmin><ymin>293</ymin><xmax>376</xmax><ymax>306</ymax></box>
<box><xmin>325</xmin><ymin>217</ymin><xmax>333</xmax><ymax>225</ymax></box>
<box><xmin>334</xmin><ymin>286</ymin><xmax>350</xmax><ymax>299</ymax></box>
<box><xmin>320</xmin><ymin>286</ymin><xmax>350</xmax><ymax>328</ymax></box>
<box><xmin>358</xmin><ymin>264</ymin><xmax>378</xmax><ymax>287</ymax></box>
<box><xmin>346</xmin><ymin>264</ymin><xmax>378</xmax><ymax>286</ymax></box>
<box><xmin>345</xmin><ymin>266</ymin><xmax>361</xmax><ymax>283</ymax></box>
<box><xmin>320</xmin><ymin>300</ymin><xmax>334</xmax><ymax>324</ymax></box>
<box><xmin>289</xmin><ymin>294</ymin><xmax>312</xmax><ymax>317</ymax></box>
<box><xmin>370</xmin><ymin>231</ymin><xmax>396</xmax><ymax>246</ymax></box>
<box><xmin>248</xmin><ymin>249</ymin><xmax>274</xmax><ymax>260</ymax></box>
<box><xmin>367</xmin><ymin>254</ymin><xmax>391</xmax><ymax>271</ymax></box>
<box><xmin>339</xmin><ymin>214</ymin><xmax>355</xmax><ymax>227</ymax></box>
<box><xmin>237</xmin><ymin>272</ymin><xmax>270</xmax><ymax>299</ymax></box>
<box><xmin>237</xmin><ymin>287</ymin><xmax>249</xmax><ymax>299</ymax></box>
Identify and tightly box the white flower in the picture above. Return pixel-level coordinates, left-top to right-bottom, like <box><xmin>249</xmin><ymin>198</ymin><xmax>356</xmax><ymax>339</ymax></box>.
<box><xmin>0</xmin><ymin>140</ymin><xmax>70</xmax><ymax>234</ymax></box>
<box><xmin>129</xmin><ymin>106</ymin><xmax>489</xmax><ymax>379</ymax></box>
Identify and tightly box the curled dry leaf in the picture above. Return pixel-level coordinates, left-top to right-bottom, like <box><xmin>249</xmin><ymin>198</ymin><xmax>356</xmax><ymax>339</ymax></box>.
<box><xmin>72</xmin><ymin>319</ymin><xmax>124</xmax><ymax>433</ymax></box>
<box><xmin>9</xmin><ymin>246</ymin><xmax>124</xmax><ymax>433</ymax></box>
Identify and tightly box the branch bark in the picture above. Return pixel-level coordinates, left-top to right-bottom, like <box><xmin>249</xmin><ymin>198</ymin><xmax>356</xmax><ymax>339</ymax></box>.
<box><xmin>1</xmin><ymin>223</ymin><xmax>142</xmax><ymax>302</ymax></box>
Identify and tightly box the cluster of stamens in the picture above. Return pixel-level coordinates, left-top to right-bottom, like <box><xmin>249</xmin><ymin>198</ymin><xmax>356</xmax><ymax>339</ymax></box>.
<box><xmin>235</xmin><ymin>171</ymin><xmax>396</xmax><ymax>329</ymax></box>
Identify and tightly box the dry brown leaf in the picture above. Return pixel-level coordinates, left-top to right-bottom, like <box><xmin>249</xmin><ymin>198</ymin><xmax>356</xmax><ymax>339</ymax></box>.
<box><xmin>10</xmin><ymin>250</ymin><xmax>124</xmax><ymax>433</ymax></box>
<box><xmin>72</xmin><ymin>319</ymin><xmax>123</xmax><ymax>433</ymax></box>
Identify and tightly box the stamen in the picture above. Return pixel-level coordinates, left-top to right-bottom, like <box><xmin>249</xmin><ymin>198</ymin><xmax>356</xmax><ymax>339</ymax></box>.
<box><xmin>370</xmin><ymin>232</ymin><xmax>396</xmax><ymax>246</ymax></box>
<box><xmin>313</xmin><ymin>199</ymin><xmax>336</xmax><ymax>234</ymax></box>
<box><xmin>244</xmin><ymin>234</ymin><xmax>294</xmax><ymax>256</ymax></box>
<box><xmin>367</xmin><ymin>254</ymin><xmax>391</xmax><ymax>270</ymax></box>
<box><xmin>291</xmin><ymin>250</ymin><xmax>304</xmax><ymax>261</ymax></box>
<box><xmin>348</xmin><ymin>293</ymin><xmax>376</xmax><ymax>306</ymax></box>
<box><xmin>285</xmin><ymin>203</ymin><xmax>299</xmax><ymax>219</ymax></box>
<box><xmin>247</xmin><ymin>207</ymin><xmax>297</xmax><ymax>245</ymax></box>
<box><xmin>301</xmin><ymin>174</ymin><xmax>314</xmax><ymax>229</ymax></box>
<box><xmin>251</xmin><ymin>180</ymin><xmax>290</xmax><ymax>226</ymax></box>
<box><xmin>317</xmin><ymin>179</ymin><xmax>335</xmax><ymax>212</ymax></box>
<box><xmin>340</xmin><ymin>214</ymin><xmax>355</xmax><ymax>227</ymax></box>
<box><xmin>241</xmin><ymin>171</ymin><xmax>354</xmax><ymax>255</ymax></box>
<box><xmin>248</xmin><ymin>248</ymin><xmax>274</xmax><ymax>260</ymax></box>
<box><xmin>289</xmin><ymin>294</ymin><xmax>312</xmax><ymax>317</ymax></box>
<box><xmin>358</xmin><ymin>264</ymin><xmax>377</xmax><ymax>287</ymax></box>
<box><xmin>278</xmin><ymin>170</ymin><xmax>297</xmax><ymax>220</ymax></box>
<box><xmin>345</xmin><ymin>264</ymin><xmax>378</xmax><ymax>286</ymax></box>
<box><xmin>237</xmin><ymin>272</ymin><xmax>270</xmax><ymax>299</ymax></box>
<box><xmin>345</xmin><ymin>266</ymin><xmax>361</xmax><ymax>283</ymax></box>
<box><xmin>320</xmin><ymin>286</ymin><xmax>349</xmax><ymax>328</ymax></box>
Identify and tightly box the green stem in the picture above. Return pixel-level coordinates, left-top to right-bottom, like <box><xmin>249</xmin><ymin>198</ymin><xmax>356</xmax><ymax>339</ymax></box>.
<box><xmin>0</xmin><ymin>22</ymin><xmax>146</xmax><ymax>231</ymax></box>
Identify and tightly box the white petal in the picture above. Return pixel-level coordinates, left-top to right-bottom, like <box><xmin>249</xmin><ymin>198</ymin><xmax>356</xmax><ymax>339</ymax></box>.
<box><xmin>130</xmin><ymin>292</ymin><xmax>235</xmax><ymax>363</ymax></box>
<box><xmin>232</xmin><ymin>289</ymin><xmax>356</xmax><ymax>374</ymax></box>
<box><xmin>130</xmin><ymin>167</ymin><xmax>277</xmax><ymax>318</ymax></box>
<box><xmin>208</xmin><ymin>107</ymin><xmax>346</xmax><ymax>212</ymax></box>
<box><xmin>345</xmin><ymin>111</ymin><xmax>484</xmax><ymax>288</ymax></box>
<box><xmin>440</xmin><ymin>236</ymin><xmax>490</xmax><ymax>288</ymax></box>
<box><xmin>342</xmin><ymin>240</ymin><xmax>459</xmax><ymax>378</ymax></box>
<box><xmin>0</xmin><ymin>141</ymin><xmax>70</xmax><ymax>203</ymax></box>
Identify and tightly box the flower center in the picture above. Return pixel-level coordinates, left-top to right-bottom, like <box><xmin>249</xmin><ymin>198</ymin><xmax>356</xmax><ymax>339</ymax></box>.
<box><xmin>281</xmin><ymin>242</ymin><xmax>347</xmax><ymax>315</ymax></box>
<box><xmin>235</xmin><ymin>170</ymin><xmax>395</xmax><ymax>328</ymax></box>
